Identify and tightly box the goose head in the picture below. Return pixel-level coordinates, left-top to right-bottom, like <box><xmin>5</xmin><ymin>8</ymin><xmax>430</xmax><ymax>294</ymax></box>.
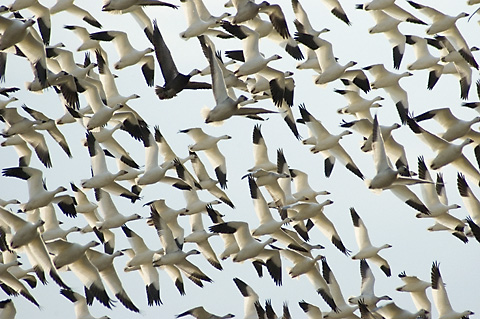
<box><xmin>188</xmin><ymin>69</ymin><xmax>202</xmax><ymax>78</ymax></box>
<box><xmin>128</xmin><ymin>213</ymin><xmax>143</xmax><ymax>221</ymax></box>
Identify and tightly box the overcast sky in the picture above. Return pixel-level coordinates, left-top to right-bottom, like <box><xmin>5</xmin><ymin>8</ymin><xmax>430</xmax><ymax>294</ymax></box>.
<box><xmin>1</xmin><ymin>0</ymin><xmax>480</xmax><ymax>318</ymax></box>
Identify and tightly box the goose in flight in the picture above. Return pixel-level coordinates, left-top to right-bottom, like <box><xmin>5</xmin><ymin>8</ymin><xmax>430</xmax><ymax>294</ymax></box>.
<box><xmin>431</xmin><ymin>261</ymin><xmax>474</xmax><ymax>319</ymax></box>
<box><xmin>348</xmin><ymin>259</ymin><xmax>392</xmax><ymax>307</ymax></box>
<box><xmin>1</xmin><ymin>166</ymin><xmax>76</xmax><ymax>216</ymax></box>
<box><xmin>197</xmin><ymin>35</ymin><xmax>275</xmax><ymax>124</ymax></box>
<box><xmin>396</xmin><ymin>271</ymin><xmax>432</xmax><ymax>317</ymax></box>
<box><xmin>49</xmin><ymin>0</ymin><xmax>102</xmax><ymax>28</ymax></box>
<box><xmin>60</xmin><ymin>288</ymin><xmax>110</xmax><ymax>319</ymax></box>
<box><xmin>89</xmin><ymin>30</ymin><xmax>155</xmax><ymax>86</ymax></box>
<box><xmin>210</xmin><ymin>221</ymin><xmax>282</xmax><ymax>286</ymax></box>
<box><xmin>349</xmin><ymin>208</ymin><xmax>392</xmax><ymax>276</ymax></box>
<box><xmin>298</xmin><ymin>104</ymin><xmax>364</xmax><ymax>180</ymax></box>
<box><xmin>152</xmin><ymin>20</ymin><xmax>210</xmax><ymax>99</ymax></box>
<box><xmin>101</xmin><ymin>0</ymin><xmax>178</xmax><ymax>12</ymax></box>
<box><xmin>176</xmin><ymin>305</ymin><xmax>235</xmax><ymax>319</ymax></box>
<box><xmin>179</xmin><ymin>127</ymin><xmax>230</xmax><ymax>189</ymax></box>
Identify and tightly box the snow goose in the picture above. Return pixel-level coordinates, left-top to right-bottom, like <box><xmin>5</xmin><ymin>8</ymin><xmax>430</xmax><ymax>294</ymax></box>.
<box><xmin>414</xmin><ymin>107</ymin><xmax>480</xmax><ymax>142</ymax></box>
<box><xmin>360</xmin><ymin>0</ymin><xmax>426</xmax><ymax>24</ymax></box>
<box><xmin>321</xmin><ymin>257</ymin><xmax>358</xmax><ymax>318</ymax></box>
<box><xmin>180</xmin><ymin>188</ymin><xmax>222</xmax><ymax>216</ymax></box>
<box><xmin>396</xmin><ymin>271</ymin><xmax>432</xmax><ymax>317</ymax></box>
<box><xmin>232</xmin><ymin>277</ymin><xmax>264</xmax><ymax>319</ymax></box>
<box><xmin>405</xmin><ymin>35</ymin><xmax>443</xmax><ymax>89</ymax></box>
<box><xmin>348</xmin><ymin>260</ymin><xmax>391</xmax><ymax>307</ymax></box>
<box><xmin>363</xmin><ymin>64</ymin><xmax>412</xmax><ymax>123</ymax></box>
<box><xmin>0</xmin><ymin>95</ymin><xmax>17</xmax><ymax>109</ymax></box>
<box><xmin>298</xmin><ymin>300</ymin><xmax>323</xmax><ymax>319</ymax></box>
<box><xmin>1</xmin><ymin>134</ymin><xmax>32</xmax><ymax>167</ymax></box>
<box><xmin>190</xmin><ymin>151</ymin><xmax>234</xmax><ymax>208</ymax></box>
<box><xmin>0</xmin><ymin>107</ymin><xmax>42</xmax><ymax>137</ymax></box>
<box><xmin>39</xmin><ymin>204</ymin><xmax>81</xmax><ymax>242</ymax></box>
<box><xmin>247</xmin><ymin>175</ymin><xmax>290</xmax><ymax>236</ymax></box>
<box><xmin>406</xmin><ymin>117</ymin><xmax>480</xmax><ymax>184</ymax></box>
<box><xmin>335</xmin><ymin>89</ymin><xmax>383</xmax><ymax>121</ymax></box>
<box><xmin>221</xmin><ymin>22</ymin><xmax>282</xmax><ymax>77</ymax></box>
<box><xmin>95</xmin><ymin>189</ymin><xmax>143</xmax><ymax>230</ymax></box>
<box><xmin>0</xmin><ymin>261</ymin><xmax>39</xmax><ymax>307</ymax></box>
<box><xmin>47</xmin><ymin>239</ymin><xmax>113</xmax><ymax>308</ymax></box>
<box><xmin>85</xmin><ymin>249</ymin><xmax>139</xmax><ymax>312</ymax></box>
<box><xmin>245</xmin><ymin>168</ymin><xmax>288</xmax><ymax>207</ymax></box>
<box><xmin>294</xmin><ymin>32</ymin><xmax>357</xmax><ymax>86</ymax></box>
<box><xmin>9</xmin><ymin>0</ymin><xmax>52</xmax><ymax>45</ymax></box>
<box><xmin>0</xmin><ymin>15</ymin><xmax>35</xmax><ymax>50</ymax></box>
<box><xmin>60</xmin><ymin>289</ymin><xmax>109</xmax><ymax>319</ymax></box>
<box><xmin>373</xmin><ymin>301</ymin><xmax>429</xmax><ymax>319</ymax></box>
<box><xmin>177</xmin><ymin>306</ymin><xmax>235</xmax><ymax>319</ymax></box>
<box><xmin>63</xmin><ymin>25</ymin><xmax>104</xmax><ymax>53</ymax></box>
<box><xmin>280</xmin><ymin>249</ymin><xmax>336</xmax><ymax>310</ymax></box>
<box><xmin>349</xmin><ymin>208</ymin><xmax>392</xmax><ymax>276</ymax></box>
<box><xmin>47</xmin><ymin>47</ymin><xmax>96</xmax><ymax>80</ymax></box>
<box><xmin>457</xmin><ymin>173</ymin><xmax>480</xmax><ymax>232</ymax></box>
<box><xmin>289</xmin><ymin>201</ymin><xmax>350</xmax><ymax>256</ymax></box>
<box><xmin>358</xmin><ymin>8</ymin><xmax>406</xmax><ymax>69</ymax></box>
<box><xmin>121</xmin><ymin>248</ymin><xmax>162</xmax><ymax>305</ymax></box>
<box><xmin>340</xmin><ymin>118</ymin><xmax>410</xmax><ymax>172</ymax></box>
<box><xmin>0</xmin><ymin>207</ymin><xmax>70</xmax><ymax>289</ymax></box>
<box><xmin>179</xmin><ymin>0</ymin><xmax>225</xmax><ymax>40</ymax></box>
<box><xmin>431</xmin><ymin>261</ymin><xmax>474</xmax><ymax>319</ymax></box>
<box><xmin>248</xmin><ymin>124</ymin><xmax>277</xmax><ymax>172</ymax></box>
<box><xmin>407</xmin><ymin>1</ymin><xmax>468</xmax><ymax>34</ymax></box>
<box><xmin>209</xmin><ymin>221</ymin><xmax>282</xmax><ymax>285</ymax></box>
<box><xmin>1</xmin><ymin>166</ymin><xmax>75</xmax><ymax>216</ymax></box>
<box><xmin>22</xmin><ymin>105</ymin><xmax>72</xmax><ymax>158</ymax></box>
<box><xmin>49</xmin><ymin>0</ymin><xmax>102</xmax><ymax>28</ymax></box>
<box><xmin>0</xmin><ymin>299</ymin><xmax>15</xmax><ymax>319</ymax></box>
<box><xmin>289</xmin><ymin>168</ymin><xmax>330</xmax><ymax>203</ymax></box>
<box><xmin>365</xmin><ymin>116</ymin><xmax>430</xmax><ymax>214</ymax></box>
<box><xmin>89</xmin><ymin>30</ymin><xmax>154</xmax><ymax>86</ymax></box>
<box><xmin>136</xmin><ymin>129</ymin><xmax>191</xmax><ymax>189</ymax></box>
<box><xmin>179</xmin><ymin>127</ymin><xmax>230</xmax><ymax>189</ymax></box>
<box><xmin>298</xmin><ymin>104</ymin><xmax>364</xmax><ymax>180</ymax></box>
<box><xmin>416</xmin><ymin>156</ymin><xmax>461</xmax><ymax>218</ymax></box>
<box><xmin>198</xmin><ymin>35</ymin><xmax>275</xmax><ymax>124</ymax></box>
<box><xmin>101</xmin><ymin>0</ymin><xmax>178</xmax><ymax>12</ymax></box>
<box><xmin>81</xmin><ymin>132</ymin><xmax>139</xmax><ymax>202</ymax></box>
<box><xmin>147</xmin><ymin>199</ymin><xmax>186</xmax><ymax>247</ymax></box>
<box><xmin>184</xmin><ymin>213</ymin><xmax>222</xmax><ymax>270</ymax></box>
<box><xmin>152</xmin><ymin>20</ymin><xmax>210</xmax><ymax>99</ymax></box>
<box><xmin>150</xmin><ymin>210</ymin><xmax>213</xmax><ymax>285</ymax></box>
<box><xmin>205</xmin><ymin>205</ymin><xmax>239</xmax><ymax>260</ymax></box>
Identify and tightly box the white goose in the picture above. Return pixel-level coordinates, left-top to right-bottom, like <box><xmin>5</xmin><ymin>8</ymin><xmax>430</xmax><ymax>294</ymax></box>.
<box><xmin>49</xmin><ymin>0</ymin><xmax>102</xmax><ymax>28</ymax></box>
<box><xmin>232</xmin><ymin>277</ymin><xmax>264</xmax><ymax>319</ymax></box>
<box><xmin>280</xmin><ymin>249</ymin><xmax>336</xmax><ymax>310</ymax></box>
<box><xmin>299</xmin><ymin>104</ymin><xmax>364</xmax><ymax>180</ymax></box>
<box><xmin>179</xmin><ymin>0</ymin><xmax>223</xmax><ymax>39</ymax></box>
<box><xmin>60</xmin><ymin>289</ymin><xmax>110</xmax><ymax>319</ymax></box>
<box><xmin>221</xmin><ymin>21</ymin><xmax>282</xmax><ymax>77</ymax></box>
<box><xmin>0</xmin><ymin>260</ymin><xmax>39</xmax><ymax>307</ymax></box>
<box><xmin>298</xmin><ymin>300</ymin><xmax>323</xmax><ymax>319</ymax></box>
<box><xmin>1</xmin><ymin>134</ymin><xmax>32</xmax><ymax>167</ymax></box>
<box><xmin>407</xmin><ymin>117</ymin><xmax>480</xmax><ymax>184</ymax></box>
<box><xmin>373</xmin><ymin>302</ymin><xmax>430</xmax><ymax>319</ymax></box>
<box><xmin>184</xmin><ymin>213</ymin><xmax>222</xmax><ymax>270</ymax></box>
<box><xmin>363</xmin><ymin>64</ymin><xmax>412</xmax><ymax>123</ymax></box>
<box><xmin>95</xmin><ymin>189</ymin><xmax>143</xmax><ymax>230</ymax></box>
<box><xmin>0</xmin><ymin>207</ymin><xmax>70</xmax><ymax>289</ymax></box>
<box><xmin>176</xmin><ymin>306</ymin><xmax>235</xmax><ymax>319</ymax></box>
<box><xmin>190</xmin><ymin>151</ymin><xmax>234</xmax><ymax>208</ymax></box>
<box><xmin>39</xmin><ymin>204</ymin><xmax>81</xmax><ymax>242</ymax></box>
<box><xmin>46</xmin><ymin>239</ymin><xmax>113</xmax><ymax>308</ymax></box>
<box><xmin>405</xmin><ymin>35</ymin><xmax>443</xmax><ymax>89</ymax></box>
<box><xmin>413</xmin><ymin>107</ymin><xmax>480</xmax><ymax>142</ymax></box>
<box><xmin>150</xmin><ymin>208</ymin><xmax>213</xmax><ymax>285</ymax></box>
<box><xmin>121</xmin><ymin>248</ymin><xmax>162</xmax><ymax>305</ymax></box>
<box><xmin>294</xmin><ymin>32</ymin><xmax>357</xmax><ymax>86</ymax></box>
<box><xmin>321</xmin><ymin>257</ymin><xmax>358</xmax><ymax>318</ymax></box>
<box><xmin>416</xmin><ymin>156</ymin><xmax>461</xmax><ymax>218</ymax></box>
<box><xmin>179</xmin><ymin>127</ymin><xmax>231</xmax><ymax>189</ymax></box>
<box><xmin>431</xmin><ymin>261</ymin><xmax>474</xmax><ymax>319</ymax></box>
<box><xmin>349</xmin><ymin>208</ymin><xmax>392</xmax><ymax>276</ymax></box>
<box><xmin>348</xmin><ymin>260</ymin><xmax>392</xmax><ymax>307</ymax></box>
<box><xmin>1</xmin><ymin>166</ymin><xmax>75</xmax><ymax>216</ymax></box>
<box><xmin>85</xmin><ymin>249</ymin><xmax>139</xmax><ymax>312</ymax></box>
<box><xmin>396</xmin><ymin>271</ymin><xmax>432</xmax><ymax>316</ymax></box>
<box><xmin>147</xmin><ymin>199</ymin><xmax>186</xmax><ymax>247</ymax></box>
<box><xmin>0</xmin><ymin>16</ymin><xmax>35</xmax><ymax>50</ymax></box>
<box><xmin>248</xmin><ymin>124</ymin><xmax>277</xmax><ymax>172</ymax></box>
<box><xmin>209</xmin><ymin>221</ymin><xmax>282</xmax><ymax>285</ymax></box>
<box><xmin>81</xmin><ymin>132</ymin><xmax>139</xmax><ymax>202</ymax></box>
<box><xmin>335</xmin><ymin>89</ymin><xmax>383</xmax><ymax>121</ymax></box>
<box><xmin>198</xmin><ymin>35</ymin><xmax>275</xmax><ymax>124</ymax></box>
<box><xmin>205</xmin><ymin>204</ymin><xmax>239</xmax><ymax>261</ymax></box>
<box><xmin>89</xmin><ymin>30</ymin><xmax>155</xmax><ymax>86</ymax></box>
